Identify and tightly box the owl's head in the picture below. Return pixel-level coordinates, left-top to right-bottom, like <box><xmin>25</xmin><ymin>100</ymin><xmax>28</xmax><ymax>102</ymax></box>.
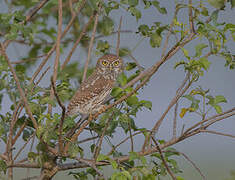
<box><xmin>96</xmin><ymin>54</ymin><xmax>123</xmax><ymax>78</ymax></box>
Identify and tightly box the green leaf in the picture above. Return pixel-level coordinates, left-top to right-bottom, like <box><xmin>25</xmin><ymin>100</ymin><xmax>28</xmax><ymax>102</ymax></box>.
<box><xmin>201</xmin><ymin>7</ymin><xmax>209</xmax><ymax>16</ymax></box>
<box><xmin>213</xmin><ymin>104</ymin><xmax>222</xmax><ymax>113</ymax></box>
<box><xmin>117</xmin><ymin>73</ymin><xmax>127</xmax><ymax>86</ymax></box>
<box><xmin>231</xmin><ymin>0</ymin><xmax>235</xmax><ymax>8</ymax></box>
<box><xmin>176</xmin><ymin>176</ymin><xmax>185</xmax><ymax>180</ymax></box>
<box><xmin>121</xmin><ymin>170</ymin><xmax>132</xmax><ymax>179</ymax></box>
<box><xmin>152</xmin><ymin>1</ymin><xmax>167</xmax><ymax>14</ymax></box>
<box><xmin>97</xmin><ymin>16</ymin><xmax>114</xmax><ymax>36</ymax></box>
<box><xmin>125</xmin><ymin>62</ymin><xmax>137</xmax><ymax>71</ymax></box>
<box><xmin>97</xmin><ymin>154</ymin><xmax>110</xmax><ymax>161</ymax></box>
<box><xmin>194</xmin><ymin>44</ymin><xmax>208</xmax><ymax>57</ymax></box>
<box><xmin>110</xmin><ymin>159</ymin><xmax>118</xmax><ymax>169</ymax></box>
<box><xmin>111</xmin><ymin>87</ymin><xmax>124</xmax><ymax>97</ymax></box>
<box><xmin>210</xmin><ymin>9</ymin><xmax>224</xmax><ymax>26</ymax></box>
<box><xmin>208</xmin><ymin>0</ymin><xmax>225</xmax><ymax>9</ymax></box>
<box><xmin>0</xmin><ymin>160</ymin><xmax>7</xmax><ymax>174</ymax></box>
<box><xmin>96</xmin><ymin>40</ymin><xmax>110</xmax><ymax>53</ymax></box>
<box><xmin>119</xmin><ymin>48</ymin><xmax>131</xmax><ymax>57</ymax></box>
<box><xmin>129</xmin><ymin>151</ymin><xmax>139</xmax><ymax>161</ymax></box>
<box><xmin>129</xmin><ymin>7</ymin><xmax>141</xmax><ymax>21</ymax></box>
<box><xmin>150</xmin><ymin>32</ymin><xmax>162</xmax><ymax>48</ymax></box>
<box><xmin>181</xmin><ymin>48</ymin><xmax>189</xmax><ymax>59</ymax></box>
<box><xmin>126</xmin><ymin>95</ymin><xmax>138</xmax><ymax>106</ymax></box>
<box><xmin>128</xmin><ymin>0</ymin><xmax>139</xmax><ymax>6</ymax></box>
<box><xmin>138</xmin><ymin>24</ymin><xmax>150</xmax><ymax>36</ymax></box>
<box><xmin>139</xmin><ymin>100</ymin><xmax>152</xmax><ymax>110</ymax></box>
<box><xmin>198</xmin><ymin>57</ymin><xmax>211</xmax><ymax>71</ymax></box>
<box><xmin>214</xmin><ymin>95</ymin><xmax>227</xmax><ymax>104</ymax></box>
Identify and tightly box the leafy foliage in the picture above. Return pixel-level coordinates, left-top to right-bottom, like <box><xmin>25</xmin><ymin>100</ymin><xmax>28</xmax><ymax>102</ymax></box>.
<box><xmin>0</xmin><ymin>0</ymin><xmax>234</xmax><ymax>179</ymax></box>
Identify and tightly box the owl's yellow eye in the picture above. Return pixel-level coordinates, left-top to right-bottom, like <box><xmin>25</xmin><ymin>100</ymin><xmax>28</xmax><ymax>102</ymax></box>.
<box><xmin>102</xmin><ymin>60</ymin><xmax>108</xmax><ymax>66</ymax></box>
<box><xmin>114</xmin><ymin>61</ymin><xmax>119</xmax><ymax>66</ymax></box>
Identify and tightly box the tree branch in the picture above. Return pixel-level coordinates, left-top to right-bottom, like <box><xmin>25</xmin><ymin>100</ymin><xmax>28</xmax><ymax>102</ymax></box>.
<box><xmin>61</xmin><ymin>12</ymin><xmax>96</xmax><ymax>70</ymax></box>
<box><xmin>48</xmin><ymin>0</ymin><xmax>63</xmax><ymax>114</ymax></box>
<box><xmin>116</xmin><ymin>16</ymin><xmax>122</xmax><ymax>56</ymax></box>
<box><xmin>152</xmin><ymin>138</ymin><xmax>177</xmax><ymax>180</ymax></box>
<box><xmin>0</xmin><ymin>45</ymin><xmax>38</xmax><ymax>130</ymax></box>
<box><xmin>82</xmin><ymin>10</ymin><xmax>99</xmax><ymax>83</ymax></box>
<box><xmin>50</xmin><ymin>77</ymin><xmax>66</xmax><ymax>155</ymax></box>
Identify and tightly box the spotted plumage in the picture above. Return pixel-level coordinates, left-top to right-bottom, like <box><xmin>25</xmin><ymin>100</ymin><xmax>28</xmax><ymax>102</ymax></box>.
<box><xmin>66</xmin><ymin>54</ymin><xmax>123</xmax><ymax>116</ymax></box>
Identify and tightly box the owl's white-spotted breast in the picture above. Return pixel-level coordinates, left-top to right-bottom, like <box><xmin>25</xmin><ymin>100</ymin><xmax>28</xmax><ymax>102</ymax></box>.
<box><xmin>66</xmin><ymin>54</ymin><xmax>123</xmax><ymax>116</ymax></box>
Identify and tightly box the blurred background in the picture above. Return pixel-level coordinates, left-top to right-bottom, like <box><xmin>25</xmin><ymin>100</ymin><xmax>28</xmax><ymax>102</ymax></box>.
<box><xmin>0</xmin><ymin>0</ymin><xmax>235</xmax><ymax>179</ymax></box>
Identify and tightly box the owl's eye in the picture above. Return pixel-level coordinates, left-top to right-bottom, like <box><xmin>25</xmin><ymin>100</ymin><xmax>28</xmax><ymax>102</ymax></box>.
<box><xmin>114</xmin><ymin>61</ymin><xmax>119</xmax><ymax>66</ymax></box>
<box><xmin>102</xmin><ymin>60</ymin><xmax>108</xmax><ymax>66</ymax></box>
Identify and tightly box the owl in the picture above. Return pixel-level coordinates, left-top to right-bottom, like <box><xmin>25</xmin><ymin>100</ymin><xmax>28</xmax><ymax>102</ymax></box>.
<box><xmin>66</xmin><ymin>54</ymin><xmax>123</xmax><ymax>116</ymax></box>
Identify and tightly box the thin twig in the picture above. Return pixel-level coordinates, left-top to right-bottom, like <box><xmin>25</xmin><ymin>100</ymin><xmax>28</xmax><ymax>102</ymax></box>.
<box><xmin>77</xmin><ymin>136</ymin><xmax>99</xmax><ymax>144</ymax></box>
<box><xmin>14</xmin><ymin>133</ymin><xmax>35</xmax><ymax>161</ymax></box>
<box><xmin>164</xmin><ymin>150</ymin><xmax>206</xmax><ymax>180</ymax></box>
<box><xmin>82</xmin><ymin>10</ymin><xmax>100</xmax><ymax>83</ymax></box>
<box><xmin>152</xmin><ymin>137</ymin><xmax>177</xmax><ymax>180</ymax></box>
<box><xmin>107</xmin><ymin>131</ymin><xmax>143</xmax><ymax>156</ymax></box>
<box><xmin>50</xmin><ymin>77</ymin><xmax>66</xmax><ymax>155</ymax></box>
<box><xmin>183</xmin><ymin>107</ymin><xmax>235</xmax><ymax>134</ymax></box>
<box><xmin>12</xmin><ymin>121</ymin><xmax>27</xmax><ymax>146</ymax></box>
<box><xmin>75</xmin><ymin>157</ymin><xmax>104</xmax><ymax>177</ymax></box>
<box><xmin>116</xmin><ymin>16</ymin><xmax>122</xmax><ymax>56</ymax></box>
<box><xmin>200</xmin><ymin>129</ymin><xmax>235</xmax><ymax>138</ymax></box>
<box><xmin>94</xmin><ymin>114</ymin><xmax>114</xmax><ymax>160</ymax></box>
<box><xmin>95</xmin><ymin>30</ymin><xmax>132</xmax><ymax>40</ymax></box>
<box><xmin>11</xmin><ymin>54</ymin><xmax>47</xmax><ymax>64</ymax></box>
<box><xmin>161</xmin><ymin>5</ymin><xmax>179</xmax><ymax>58</ymax></box>
<box><xmin>128</xmin><ymin>53</ymin><xmax>144</xmax><ymax>71</ymax></box>
<box><xmin>142</xmin><ymin>72</ymin><xmax>191</xmax><ymax>151</ymax></box>
<box><xmin>173</xmin><ymin>103</ymin><xmax>178</xmax><ymax>139</ymax></box>
<box><xmin>30</xmin><ymin>0</ymin><xmax>86</xmax><ymax>84</ymax></box>
<box><xmin>48</xmin><ymin>0</ymin><xmax>63</xmax><ymax>114</ymax></box>
<box><xmin>188</xmin><ymin>0</ymin><xmax>195</xmax><ymax>33</ymax></box>
<box><xmin>0</xmin><ymin>45</ymin><xmax>38</xmax><ymax>130</ymax></box>
<box><xmin>128</xmin><ymin>121</ymin><xmax>134</xmax><ymax>152</ymax></box>
<box><xmin>25</xmin><ymin>0</ymin><xmax>50</xmax><ymax>22</ymax></box>
<box><xmin>61</xmin><ymin>12</ymin><xmax>96</xmax><ymax>70</ymax></box>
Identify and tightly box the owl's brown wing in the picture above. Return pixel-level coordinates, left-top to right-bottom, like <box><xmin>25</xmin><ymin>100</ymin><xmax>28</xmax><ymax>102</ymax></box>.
<box><xmin>66</xmin><ymin>73</ymin><xmax>114</xmax><ymax>116</ymax></box>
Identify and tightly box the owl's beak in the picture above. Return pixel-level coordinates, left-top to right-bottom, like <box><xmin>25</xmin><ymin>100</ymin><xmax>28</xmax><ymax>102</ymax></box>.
<box><xmin>109</xmin><ymin>66</ymin><xmax>113</xmax><ymax>71</ymax></box>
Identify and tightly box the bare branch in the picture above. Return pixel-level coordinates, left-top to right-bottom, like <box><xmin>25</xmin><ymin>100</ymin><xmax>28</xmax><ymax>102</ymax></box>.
<box><xmin>50</xmin><ymin>77</ymin><xmax>66</xmax><ymax>155</ymax></box>
<box><xmin>82</xmin><ymin>11</ymin><xmax>99</xmax><ymax>83</ymax></box>
<box><xmin>116</xmin><ymin>16</ymin><xmax>122</xmax><ymax>56</ymax></box>
<box><xmin>61</xmin><ymin>13</ymin><xmax>96</xmax><ymax>70</ymax></box>
<box><xmin>174</xmin><ymin>151</ymin><xmax>206</xmax><ymax>180</ymax></box>
<box><xmin>128</xmin><ymin>53</ymin><xmax>144</xmax><ymax>71</ymax></box>
<box><xmin>200</xmin><ymin>129</ymin><xmax>235</xmax><ymax>138</ymax></box>
<box><xmin>152</xmin><ymin>138</ymin><xmax>177</xmax><ymax>180</ymax></box>
<box><xmin>30</xmin><ymin>0</ymin><xmax>86</xmax><ymax>84</ymax></box>
<box><xmin>173</xmin><ymin>103</ymin><xmax>178</xmax><ymax>139</ymax></box>
<box><xmin>0</xmin><ymin>45</ymin><xmax>38</xmax><ymax>130</ymax></box>
<box><xmin>48</xmin><ymin>0</ymin><xmax>63</xmax><ymax>114</ymax></box>
<box><xmin>94</xmin><ymin>114</ymin><xmax>114</xmax><ymax>160</ymax></box>
<box><xmin>129</xmin><ymin>122</ymin><xmax>134</xmax><ymax>152</ymax></box>
<box><xmin>25</xmin><ymin>0</ymin><xmax>50</xmax><ymax>22</ymax></box>
<box><xmin>14</xmin><ymin>133</ymin><xmax>35</xmax><ymax>161</ymax></box>
<box><xmin>188</xmin><ymin>0</ymin><xmax>195</xmax><ymax>33</ymax></box>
